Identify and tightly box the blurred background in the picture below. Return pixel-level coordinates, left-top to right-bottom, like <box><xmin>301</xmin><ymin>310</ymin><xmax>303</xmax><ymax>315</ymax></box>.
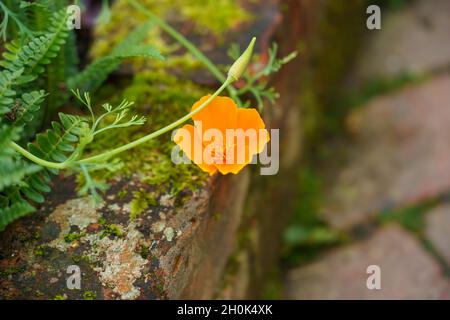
<box><xmin>279</xmin><ymin>0</ymin><xmax>450</xmax><ymax>299</ymax></box>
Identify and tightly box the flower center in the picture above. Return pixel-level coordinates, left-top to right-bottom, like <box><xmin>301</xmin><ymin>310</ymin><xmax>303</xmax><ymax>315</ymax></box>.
<box><xmin>207</xmin><ymin>141</ymin><xmax>236</xmax><ymax>163</ymax></box>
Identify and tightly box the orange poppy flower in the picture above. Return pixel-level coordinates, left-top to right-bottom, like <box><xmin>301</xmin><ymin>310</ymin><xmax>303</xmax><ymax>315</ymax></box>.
<box><xmin>173</xmin><ymin>95</ymin><xmax>270</xmax><ymax>175</ymax></box>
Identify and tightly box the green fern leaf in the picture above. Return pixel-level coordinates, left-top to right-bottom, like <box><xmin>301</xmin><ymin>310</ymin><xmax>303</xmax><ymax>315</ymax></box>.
<box><xmin>0</xmin><ymin>124</ymin><xmax>40</xmax><ymax>231</ymax></box>
<box><xmin>0</xmin><ymin>125</ymin><xmax>40</xmax><ymax>191</ymax></box>
<box><xmin>0</xmin><ymin>68</ymin><xmax>24</xmax><ymax>115</ymax></box>
<box><xmin>0</xmin><ymin>111</ymin><xmax>87</xmax><ymax>230</ymax></box>
<box><xmin>67</xmin><ymin>45</ymin><xmax>163</xmax><ymax>93</ymax></box>
<box><xmin>0</xmin><ymin>9</ymin><xmax>69</xmax><ymax>76</ymax></box>
<box><xmin>13</xmin><ymin>90</ymin><xmax>47</xmax><ymax>125</ymax></box>
<box><xmin>0</xmin><ymin>200</ymin><xmax>35</xmax><ymax>232</ymax></box>
<box><xmin>67</xmin><ymin>21</ymin><xmax>163</xmax><ymax>92</ymax></box>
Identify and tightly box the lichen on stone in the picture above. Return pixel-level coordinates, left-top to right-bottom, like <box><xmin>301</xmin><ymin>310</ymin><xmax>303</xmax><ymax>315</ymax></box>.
<box><xmin>46</xmin><ymin>198</ymin><xmax>100</xmax><ymax>251</ymax></box>
<box><xmin>86</xmin><ymin>222</ymin><xmax>148</xmax><ymax>300</ymax></box>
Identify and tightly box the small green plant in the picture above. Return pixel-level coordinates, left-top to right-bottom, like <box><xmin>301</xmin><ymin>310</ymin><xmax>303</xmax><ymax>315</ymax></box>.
<box><xmin>130</xmin><ymin>189</ymin><xmax>157</xmax><ymax>220</ymax></box>
<box><xmin>228</xmin><ymin>42</ymin><xmax>297</xmax><ymax>110</ymax></box>
<box><xmin>64</xmin><ymin>231</ymin><xmax>85</xmax><ymax>243</ymax></box>
<box><xmin>99</xmin><ymin>224</ymin><xmax>123</xmax><ymax>239</ymax></box>
<box><xmin>83</xmin><ymin>291</ymin><xmax>97</xmax><ymax>300</ymax></box>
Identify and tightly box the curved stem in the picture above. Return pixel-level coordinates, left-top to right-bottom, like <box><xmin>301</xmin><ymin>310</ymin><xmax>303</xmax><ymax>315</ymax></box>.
<box><xmin>79</xmin><ymin>77</ymin><xmax>233</xmax><ymax>164</ymax></box>
<box><xmin>128</xmin><ymin>0</ymin><xmax>241</xmax><ymax>105</ymax></box>
<box><xmin>10</xmin><ymin>142</ymin><xmax>69</xmax><ymax>169</ymax></box>
<box><xmin>11</xmin><ymin>77</ymin><xmax>233</xmax><ymax>170</ymax></box>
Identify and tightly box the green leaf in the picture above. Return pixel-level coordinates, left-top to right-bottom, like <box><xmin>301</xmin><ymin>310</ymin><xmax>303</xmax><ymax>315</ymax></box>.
<box><xmin>67</xmin><ymin>21</ymin><xmax>163</xmax><ymax>93</ymax></box>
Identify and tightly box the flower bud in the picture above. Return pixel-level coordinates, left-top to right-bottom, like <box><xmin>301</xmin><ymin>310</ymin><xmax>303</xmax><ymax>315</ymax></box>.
<box><xmin>228</xmin><ymin>37</ymin><xmax>256</xmax><ymax>82</ymax></box>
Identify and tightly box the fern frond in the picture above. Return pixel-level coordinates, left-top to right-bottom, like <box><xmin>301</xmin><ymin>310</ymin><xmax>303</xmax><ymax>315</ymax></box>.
<box><xmin>0</xmin><ymin>9</ymin><xmax>69</xmax><ymax>76</ymax></box>
<box><xmin>0</xmin><ymin>8</ymin><xmax>70</xmax><ymax>122</ymax></box>
<box><xmin>22</xmin><ymin>113</ymin><xmax>86</xmax><ymax>200</ymax></box>
<box><xmin>0</xmin><ymin>125</ymin><xmax>40</xmax><ymax>191</ymax></box>
<box><xmin>0</xmin><ymin>112</ymin><xmax>88</xmax><ymax>230</ymax></box>
<box><xmin>20</xmin><ymin>0</ymin><xmax>52</xmax><ymax>33</ymax></box>
<box><xmin>111</xmin><ymin>21</ymin><xmax>156</xmax><ymax>55</ymax></box>
<box><xmin>28</xmin><ymin>113</ymin><xmax>87</xmax><ymax>164</ymax></box>
<box><xmin>67</xmin><ymin>21</ymin><xmax>163</xmax><ymax>93</ymax></box>
<box><xmin>0</xmin><ymin>1</ymin><xmax>35</xmax><ymax>41</ymax></box>
<box><xmin>67</xmin><ymin>45</ymin><xmax>163</xmax><ymax>93</ymax></box>
<box><xmin>0</xmin><ymin>200</ymin><xmax>35</xmax><ymax>232</ymax></box>
<box><xmin>0</xmin><ymin>124</ymin><xmax>40</xmax><ymax>231</ymax></box>
<box><xmin>0</xmin><ymin>68</ymin><xmax>23</xmax><ymax>115</ymax></box>
<box><xmin>13</xmin><ymin>90</ymin><xmax>47</xmax><ymax>126</ymax></box>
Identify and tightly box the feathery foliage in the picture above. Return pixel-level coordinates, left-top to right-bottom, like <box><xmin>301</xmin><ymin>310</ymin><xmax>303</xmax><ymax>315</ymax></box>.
<box><xmin>228</xmin><ymin>42</ymin><xmax>297</xmax><ymax>110</ymax></box>
<box><xmin>67</xmin><ymin>21</ymin><xmax>163</xmax><ymax>93</ymax></box>
<box><xmin>0</xmin><ymin>2</ymin><xmax>160</xmax><ymax>230</ymax></box>
<box><xmin>0</xmin><ymin>125</ymin><xmax>39</xmax><ymax>231</ymax></box>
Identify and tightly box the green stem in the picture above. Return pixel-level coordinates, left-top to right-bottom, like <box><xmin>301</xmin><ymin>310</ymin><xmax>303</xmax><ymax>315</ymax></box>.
<box><xmin>10</xmin><ymin>142</ymin><xmax>68</xmax><ymax>169</ymax></box>
<box><xmin>11</xmin><ymin>77</ymin><xmax>233</xmax><ymax>169</ymax></box>
<box><xmin>128</xmin><ymin>0</ymin><xmax>241</xmax><ymax>104</ymax></box>
<box><xmin>79</xmin><ymin>77</ymin><xmax>233</xmax><ymax>164</ymax></box>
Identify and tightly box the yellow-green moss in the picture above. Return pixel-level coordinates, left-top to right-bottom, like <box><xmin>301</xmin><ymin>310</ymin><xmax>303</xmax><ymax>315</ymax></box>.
<box><xmin>34</xmin><ymin>244</ymin><xmax>50</xmax><ymax>257</ymax></box>
<box><xmin>64</xmin><ymin>232</ymin><xmax>85</xmax><ymax>243</ymax></box>
<box><xmin>99</xmin><ymin>224</ymin><xmax>123</xmax><ymax>239</ymax></box>
<box><xmin>83</xmin><ymin>291</ymin><xmax>97</xmax><ymax>300</ymax></box>
<box><xmin>91</xmin><ymin>0</ymin><xmax>251</xmax><ymax>59</ymax></box>
<box><xmin>130</xmin><ymin>189</ymin><xmax>157</xmax><ymax>220</ymax></box>
<box><xmin>81</xmin><ymin>1</ymin><xmax>244</xmax><ymax>203</ymax></box>
<box><xmin>0</xmin><ymin>266</ymin><xmax>23</xmax><ymax>277</ymax></box>
<box><xmin>83</xmin><ymin>71</ymin><xmax>208</xmax><ymax>200</ymax></box>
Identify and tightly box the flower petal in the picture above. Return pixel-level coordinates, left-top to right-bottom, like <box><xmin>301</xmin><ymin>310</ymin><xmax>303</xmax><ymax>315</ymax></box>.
<box><xmin>192</xmin><ymin>95</ymin><xmax>238</xmax><ymax>134</ymax></box>
<box><xmin>216</xmin><ymin>146</ymin><xmax>253</xmax><ymax>175</ymax></box>
<box><xmin>173</xmin><ymin>124</ymin><xmax>217</xmax><ymax>175</ymax></box>
<box><xmin>236</xmin><ymin>108</ymin><xmax>270</xmax><ymax>153</ymax></box>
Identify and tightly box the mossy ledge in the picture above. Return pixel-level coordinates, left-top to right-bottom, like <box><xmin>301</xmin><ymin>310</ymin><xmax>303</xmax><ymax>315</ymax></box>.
<box><xmin>1</xmin><ymin>0</ymin><xmax>319</xmax><ymax>299</ymax></box>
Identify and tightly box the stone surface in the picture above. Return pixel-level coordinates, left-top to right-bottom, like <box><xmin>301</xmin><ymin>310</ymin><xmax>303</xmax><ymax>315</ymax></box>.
<box><xmin>425</xmin><ymin>204</ymin><xmax>450</xmax><ymax>266</ymax></box>
<box><xmin>284</xmin><ymin>225</ymin><xmax>450</xmax><ymax>299</ymax></box>
<box><xmin>349</xmin><ymin>0</ymin><xmax>450</xmax><ymax>85</ymax></box>
<box><xmin>0</xmin><ymin>171</ymin><xmax>250</xmax><ymax>300</ymax></box>
<box><xmin>322</xmin><ymin>74</ymin><xmax>450</xmax><ymax>229</ymax></box>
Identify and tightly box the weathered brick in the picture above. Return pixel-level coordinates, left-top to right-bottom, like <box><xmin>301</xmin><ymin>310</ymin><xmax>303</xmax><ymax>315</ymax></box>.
<box><xmin>284</xmin><ymin>225</ymin><xmax>450</xmax><ymax>299</ymax></box>
<box><xmin>322</xmin><ymin>75</ymin><xmax>450</xmax><ymax>229</ymax></box>
<box><xmin>349</xmin><ymin>0</ymin><xmax>450</xmax><ymax>85</ymax></box>
<box><xmin>425</xmin><ymin>204</ymin><xmax>450</xmax><ymax>266</ymax></box>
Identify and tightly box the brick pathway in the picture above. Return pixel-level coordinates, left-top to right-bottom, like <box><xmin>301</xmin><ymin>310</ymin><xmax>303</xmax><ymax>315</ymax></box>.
<box><xmin>322</xmin><ymin>74</ymin><xmax>450</xmax><ymax>230</ymax></box>
<box><xmin>349</xmin><ymin>0</ymin><xmax>450</xmax><ymax>86</ymax></box>
<box><xmin>425</xmin><ymin>204</ymin><xmax>450</xmax><ymax>266</ymax></box>
<box><xmin>284</xmin><ymin>226</ymin><xmax>450</xmax><ymax>299</ymax></box>
<box><xmin>284</xmin><ymin>0</ymin><xmax>450</xmax><ymax>300</ymax></box>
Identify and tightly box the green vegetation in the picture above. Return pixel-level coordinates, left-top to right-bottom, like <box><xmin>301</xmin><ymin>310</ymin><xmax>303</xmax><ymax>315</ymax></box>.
<box><xmin>282</xmin><ymin>168</ymin><xmax>345</xmax><ymax>266</ymax></box>
<box><xmin>64</xmin><ymin>232</ymin><xmax>85</xmax><ymax>243</ymax></box>
<box><xmin>0</xmin><ymin>0</ymin><xmax>162</xmax><ymax>230</ymax></box>
<box><xmin>99</xmin><ymin>224</ymin><xmax>123</xmax><ymax>239</ymax></box>
<box><xmin>83</xmin><ymin>291</ymin><xmax>97</xmax><ymax>300</ymax></box>
<box><xmin>0</xmin><ymin>0</ymin><xmax>292</xmax><ymax>233</ymax></box>
<box><xmin>130</xmin><ymin>189</ymin><xmax>157</xmax><ymax>220</ymax></box>
<box><xmin>378</xmin><ymin>202</ymin><xmax>434</xmax><ymax>234</ymax></box>
<box><xmin>284</xmin><ymin>0</ymin><xmax>431</xmax><ymax>274</ymax></box>
<box><xmin>34</xmin><ymin>244</ymin><xmax>50</xmax><ymax>257</ymax></box>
